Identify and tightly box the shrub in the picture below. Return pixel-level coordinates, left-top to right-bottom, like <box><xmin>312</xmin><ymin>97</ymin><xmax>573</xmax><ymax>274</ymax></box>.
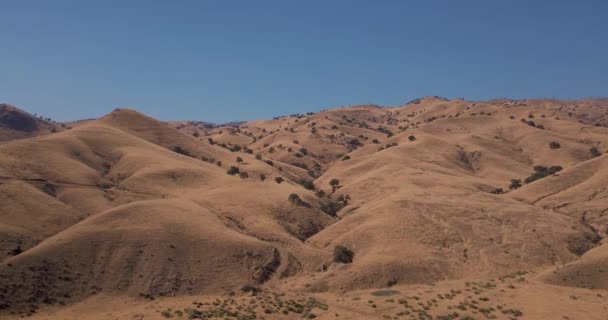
<box><xmin>293</xmin><ymin>162</ymin><xmax>309</xmax><ymax>170</ymax></box>
<box><xmin>172</xmin><ymin>146</ymin><xmax>192</xmax><ymax>157</ymax></box>
<box><xmin>524</xmin><ymin>166</ymin><xmax>562</xmax><ymax>184</ymax></box>
<box><xmin>329</xmin><ymin>179</ymin><xmax>340</xmax><ymax>188</ymax></box>
<box><xmin>227</xmin><ymin>166</ymin><xmax>240</xmax><ymax>175</ymax></box>
<box><xmin>239</xmin><ymin>171</ymin><xmax>249</xmax><ymax>179</ymax></box>
<box><xmin>265</xmin><ymin>160</ymin><xmax>274</xmax><ymax>166</ymax></box>
<box><xmin>288</xmin><ymin>193</ymin><xmax>301</xmax><ymax>204</ymax></box>
<box><xmin>7</xmin><ymin>245</ymin><xmax>23</xmax><ymax>256</ymax></box>
<box><xmin>342</xmin><ymin>155</ymin><xmax>351</xmax><ymax>161</ymax></box>
<box><xmin>509</xmin><ymin>179</ymin><xmax>522</xmax><ymax>190</ymax></box>
<box><xmin>260</xmin><ymin>174</ymin><xmax>266</xmax><ymax>181</ymax></box>
<box><xmin>274</xmin><ymin>177</ymin><xmax>284</xmax><ymax>184</ymax></box>
<box><xmin>590</xmin><ymin>147</ymin><xmax>602</xmax><ymax>158</ymax></box>
<box><xmin>255</xmin><ymin>154</ymin><xmax>262</xmax><ymax>160</ymax></box>
<box><xmin>549</xmin><ymin>141</ymin><xmax>561</xmax><ymax>149</ymax></box>
<box><xmin>334</xmin><ymin>245</ymin><xmax>354</xmax><ymax>263</ymax></box>
<box><xmin>216</xmin><ymin>161</ymin><xmax>222</xmax><ymax>167</ymax></box>
<box><xmin>236</xmin><ymin>156</ymin><xmax>243</xmax><ymax>163</ymax></box>
<box><xmin>299</xmin><ymin>179</ymin><xmax>315</xmax><ymax>190</ymax></box>
<box><xmin>408</xmin><ymin>135</ymin><xmax>416</xmax><ymax>141</ymax></box>
<box><xmin>268</xmin><ymin>147</ymin><xmax>275</xmax><ymax>153</ymax></box>
<box><xmin>371</xmin><ymin>138</ymin><xmax>380</xmax><ymax>144</ymax></box>
<box><xmin>230</xmin><ymin>145</ymin><xmax>241</xmax><ymax>152</ymax></box>
<box><xmin>491</xmin><ymin>188</ymin><xmax>504</xmax><ymax>194</ymax></box>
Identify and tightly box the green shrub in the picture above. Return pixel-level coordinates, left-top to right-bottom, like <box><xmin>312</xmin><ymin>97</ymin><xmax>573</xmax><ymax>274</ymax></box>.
<box><xmin>236</xmin><ymin>156</ymin><xmax>243</xmax><ymax>163</ymax></box>
<box><xmin>227</xmin><ymin>166</ymin><xmax>240</xmax><ymax>175</ymax></box>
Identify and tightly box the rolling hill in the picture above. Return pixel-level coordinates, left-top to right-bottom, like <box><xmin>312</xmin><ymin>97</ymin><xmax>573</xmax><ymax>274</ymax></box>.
<box><xmin>1</xmin><ymin>97</ymin><xmax>607</xmax><ymax>319</ymax></box>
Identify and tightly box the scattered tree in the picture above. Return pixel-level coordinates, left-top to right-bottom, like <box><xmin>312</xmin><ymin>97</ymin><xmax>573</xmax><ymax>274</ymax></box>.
<box><xmin>227</xmin><ymin>166</ymin><xmax>240</xmax><ymax>175</ymax></box>
<box><xmin>524</xmin><ymin>166</ymin><xmax>562</xmax><ymax>184</ymax></box>
<box><xmin>172</xmin><ymin>146</ymin><xmax>192</xmax><ymax>157</ymax></box>
<box><xmin>299</xmin><ymin>179</ymin><xmax>315</xmax><ymax>190</ymax></box>
<box><xmin>334</xmin><ymin>245</ymin><xmax>354</xmax><ymax>264</ymax></box>
<box><xmin>329</xmin><ymin>179</ymin><xmax>340</xmax><ymax>192</ymax></box>
<box><xmin>274</xmin><ymin>177</ymin><xmax>284</xmax><ymax>184</ymax></box>
<box><xmin>509</xmin><ymin>179</ymin><xmax>522</xmax><ymax>190</ymax></box>
<box><xmin>408</xmin><ymin>135</ymin><xmax>416</xmax><ymax>141</ymax></box>
<box><xmin>590</xmin><ymin>147</ymin><xmax>602</xmax><ymax>158</ymax></box>
<box><xmin>288</xmin><ymin>193</ymin><xmax>301</xmax><ymax>204</ymax></box>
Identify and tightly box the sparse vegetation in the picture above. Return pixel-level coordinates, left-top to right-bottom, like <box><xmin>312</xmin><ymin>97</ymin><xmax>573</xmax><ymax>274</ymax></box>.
<box><xmin>509</xmin><ymin>179</ymin><xmax>522</xmax><ymax>190</ymax></box>
<box><xmin>408</xmin><ymin>135</ymin><xmax>416</xmax><ymax>141</ymax></box>
<box><xmin>172</xmin><ymin>146</ymin><xmax>192</xmax><ymax>157</ymax></box>
<box><xmin>274</xmin><ymin>177</ymin><xmax>284</xmax><ymax>184</ymax></box>
<box><xmin>227</xmin><ymin>166</ymin><xmax>240</xmax><ymax>175</ymax></box>
<box><xmin>320</xmin><ymin>194</ymin><xmax>350</xmax><ymax>216</ymax></box>
<box><xmin>334</xmin><ymin>245</ymin><xmax>354</xmax><ymax>263</ymax></box>
<box><xmin>549</xmin><ymin>141</ymin><xmax>561</xmax><ymax>149</ymax></box>
<box><xmin>590</xmin><ymin>146</ymin><xmax>602</xmax><ymax>158</ymax></box>
<box><xmin>524</xmin><ymin>165</ymin><xmax>563</xmax><ymax>184</ymax></box>
<box><xmin>329</xmin><ymin>178</ymin><xmax>340</xmax><ymax>192</ymax></box>
<box><xmin>299</xmin><ymin>179</ymin><xmax>315</xmax><ymax>190</ymax></box>
<box><xmin>288</xmin><ymin>193</ymin><xmax>302</xmax><ymax>204</ymax></box>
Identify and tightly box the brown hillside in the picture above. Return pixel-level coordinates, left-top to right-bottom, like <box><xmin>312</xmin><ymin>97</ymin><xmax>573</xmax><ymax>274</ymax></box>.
<box><xmin>1</xmin><ymin>98</ymin><xmax>607</xmax><ymax>319</ymax></box>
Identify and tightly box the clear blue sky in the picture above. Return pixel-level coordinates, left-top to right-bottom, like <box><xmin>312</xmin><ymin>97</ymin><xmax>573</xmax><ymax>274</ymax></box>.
<box><xmin>1</xmin><ymin>1</ymin><xmax>607</xmax><ymax>123</ymax></box>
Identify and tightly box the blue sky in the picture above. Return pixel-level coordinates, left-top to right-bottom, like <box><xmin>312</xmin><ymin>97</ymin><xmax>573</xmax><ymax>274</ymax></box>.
<box><xmin>1</xmin><ymin>1</ymin><xmax>607</xmax><ymax>123</ymax></box>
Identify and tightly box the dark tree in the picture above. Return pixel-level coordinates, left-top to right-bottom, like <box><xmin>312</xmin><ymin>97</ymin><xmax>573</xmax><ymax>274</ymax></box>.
<box><xmin>333</xmin><ymin>245</ymin><xmax>354</xmax><ymax>264</ymax></box>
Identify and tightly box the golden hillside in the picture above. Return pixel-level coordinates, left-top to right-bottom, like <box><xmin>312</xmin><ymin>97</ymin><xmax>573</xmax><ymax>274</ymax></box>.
<box><xmin>1</xmin><ymin>98</ymin><xmax>607</xmax><ymax>319</ymax></box>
